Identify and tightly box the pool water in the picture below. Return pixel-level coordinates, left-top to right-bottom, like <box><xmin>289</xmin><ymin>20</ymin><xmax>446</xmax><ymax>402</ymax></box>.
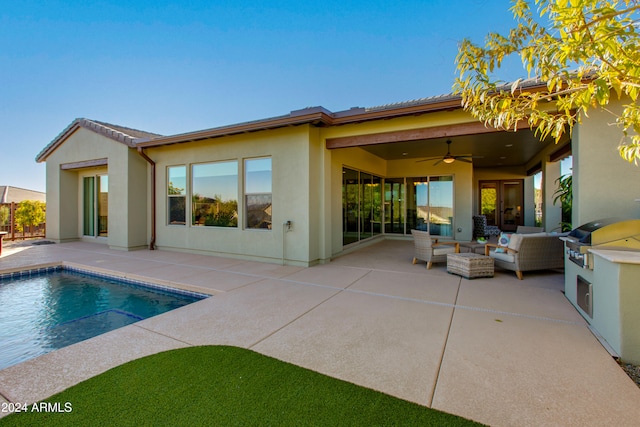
<box><xmin>0</xmin><ymin>269</ymin><xmax>206</xmax><ymax>371</ymax></box>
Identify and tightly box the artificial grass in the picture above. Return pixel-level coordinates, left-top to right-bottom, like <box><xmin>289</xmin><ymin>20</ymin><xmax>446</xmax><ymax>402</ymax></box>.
<box><xmin>1</xmin><ymin>346</ymin><xmax>483</xmax><ymax>426</ymax></box>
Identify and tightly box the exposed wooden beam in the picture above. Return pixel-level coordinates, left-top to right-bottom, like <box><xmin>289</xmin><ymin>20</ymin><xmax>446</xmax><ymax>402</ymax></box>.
<box><xmin>60</xmin><ymin>158</ymin><xmax>108</xmax><ymax>170</ymax></box>
<box><xmin>326</xmin><ymin>120</ymin><xmax>529</xmax><ymax>149</ymax></box>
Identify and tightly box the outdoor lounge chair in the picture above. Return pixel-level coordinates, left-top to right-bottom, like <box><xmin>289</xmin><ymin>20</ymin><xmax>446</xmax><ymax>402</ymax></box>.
<box><xmin>515</xmin><ymin>225</ymin><xmax>544</xmax><ymax>234</ymax></box>
<box><xmin>411</xmin><ymin>229</ymin><xmax>460</xmax><ymax>269</ymax></box>
<box><xmin>484</xmin><ymin>232</ymin><xmax>564</xmax><ymax>279</ymax></box>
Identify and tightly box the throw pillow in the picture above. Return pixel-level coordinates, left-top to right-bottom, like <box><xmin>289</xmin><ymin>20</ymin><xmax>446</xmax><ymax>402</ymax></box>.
<box><xmin>495</xmin><ymin>232</ymin><xmax>512</xmax><ymax>253</ymax></box>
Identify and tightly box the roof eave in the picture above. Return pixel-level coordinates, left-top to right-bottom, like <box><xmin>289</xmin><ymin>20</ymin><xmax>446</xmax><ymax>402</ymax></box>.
<box><xmin>36</xmin><ymin>118</ymin><xmax>152</xmax><ymax>163</ymax></box>
<box><xmin>137</xmin><ymin>97</ymin><xmax>472</xmax><ymax>148</ymax></box>
<box><xmin>137</xmin><ymin>110</ymin><xmax>336</xmax><ymax>148</ymax></box>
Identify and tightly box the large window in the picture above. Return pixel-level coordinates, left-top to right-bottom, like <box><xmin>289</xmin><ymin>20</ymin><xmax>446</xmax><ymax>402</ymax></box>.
<box><xmin>245</xmin><ymin>158</ymin><xmax>272</xmax><ymax>229</ymax></box>
<box><xmin>168</xmin><ymin>166</ymin><xmax>186</xmax><ymax>225</ymax></box>
<box><xmin>192</xmin><ymin>161</ymin><xmax>238</xmax><ymax>227</ymax></box>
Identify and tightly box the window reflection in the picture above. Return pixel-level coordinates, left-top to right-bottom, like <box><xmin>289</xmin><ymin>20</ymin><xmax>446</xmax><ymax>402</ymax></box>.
<box><xmin>192</xmin><ymin>161</ymin><xmax>238</xmax><ymax>227</ymax></box>
<box><xmin>245</xmin><ymin>158</ymin><xmax>272</xmax><ymax>229</ymax></box>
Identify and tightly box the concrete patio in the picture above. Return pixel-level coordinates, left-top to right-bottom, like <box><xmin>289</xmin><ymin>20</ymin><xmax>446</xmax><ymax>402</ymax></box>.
<box><xmin>1</xmin><ymin>240</ymin><xmax>639</xmax><ymax>426</ymax></box>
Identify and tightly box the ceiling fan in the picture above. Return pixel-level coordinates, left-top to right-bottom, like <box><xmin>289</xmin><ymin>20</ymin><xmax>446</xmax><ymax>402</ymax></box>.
<box><xmin>416</xmin><ymin>140</ymin><xmax>482</xmax><ymax>166</ymax></box>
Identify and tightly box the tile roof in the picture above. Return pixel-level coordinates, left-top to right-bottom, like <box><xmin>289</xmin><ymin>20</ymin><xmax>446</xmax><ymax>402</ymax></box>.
<box><xmin>0</xmin><ymin>186</ymin><xmax>46</xmax><ymax>203</ymax></box>
<box><xmin>37</xmin><ymin>77</ymin><xmax>550</xmax><ymax>155</ymax></box>
<box><xmin>36</xmin><ymin>118</ymin><xmax>162</xmax><ymax>162</ymax></box>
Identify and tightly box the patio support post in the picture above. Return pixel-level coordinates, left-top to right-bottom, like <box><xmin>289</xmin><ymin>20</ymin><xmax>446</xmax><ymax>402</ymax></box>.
<box><xmin>544</xmin><ymin>161</ymin><xmax>562</xmax><ymax>232</ymax></box>
<box><xmin>137</xmin><ymin>147</ymin><xmax>156</xmax><ymax>250</ymax></box>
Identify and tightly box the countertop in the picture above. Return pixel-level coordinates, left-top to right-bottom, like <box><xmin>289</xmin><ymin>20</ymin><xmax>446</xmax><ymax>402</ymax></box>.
<box><xmin>590</xmin><ymin>247</ymin><xmax>640</xmax><ymax>265</ymax></box>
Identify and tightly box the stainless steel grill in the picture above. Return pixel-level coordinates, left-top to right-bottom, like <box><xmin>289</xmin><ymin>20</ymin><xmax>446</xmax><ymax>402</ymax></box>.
<box><xmin>563</xmin><ymin>218</ymin><xmax>640</xmax><ymax>269</ymax></box>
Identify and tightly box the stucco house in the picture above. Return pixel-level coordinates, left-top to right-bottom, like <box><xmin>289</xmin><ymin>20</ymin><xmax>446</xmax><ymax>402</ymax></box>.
<box><xmin>35</xmin><ymin>81</ymin><xmax>640</xmax><ymax>266</ymax></box>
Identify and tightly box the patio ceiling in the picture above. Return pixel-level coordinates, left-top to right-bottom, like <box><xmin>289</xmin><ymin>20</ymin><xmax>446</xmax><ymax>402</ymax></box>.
<box><xmin>359</xmin><ymin>128</ymin><xmax>566</xmax><ymax>168</ymax></box>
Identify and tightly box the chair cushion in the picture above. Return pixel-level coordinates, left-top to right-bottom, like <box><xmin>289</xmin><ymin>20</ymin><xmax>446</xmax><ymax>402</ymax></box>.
<box><xmin>489</xmin><ymin>250</ymin><xmax>516</xmax><ymax>263</ymax></box>
<box><xmin>433</xmin><ymin>246</ymin><xmax>457</xmax><ymax>256</ymax></box>
<box><xmin>507</xmin><ymin>233</ymin><xmax>524</xmax><ymax>249</ymax></box>
<box><xmin>495</xmin><ymin>232</ymin><xmax>513</xmax><ymax>253</ymax></box>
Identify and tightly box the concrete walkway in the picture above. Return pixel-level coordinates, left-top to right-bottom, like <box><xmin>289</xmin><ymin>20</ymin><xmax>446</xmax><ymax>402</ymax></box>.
<box><xmin>1</xmin><ymin>240</ymin><xmax>639</xmax><ymax>426</ymax></box>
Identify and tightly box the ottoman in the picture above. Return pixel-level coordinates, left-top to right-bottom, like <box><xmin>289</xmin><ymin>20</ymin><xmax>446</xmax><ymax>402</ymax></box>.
<box><xmin>447</xmin><ymin>253</ymin><xmax>494</xmax><ymax>279</ymax></box>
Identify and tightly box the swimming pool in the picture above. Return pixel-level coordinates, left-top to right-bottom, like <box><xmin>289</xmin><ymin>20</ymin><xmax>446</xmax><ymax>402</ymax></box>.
<box><xmin>0</xmin><ymin>267</ymin><xmax>208</xmax><ymax>371</ymax></box>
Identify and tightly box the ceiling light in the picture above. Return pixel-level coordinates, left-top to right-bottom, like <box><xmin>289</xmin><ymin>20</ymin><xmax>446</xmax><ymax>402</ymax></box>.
<box><xmin>443</xmin><ymin>157</ymin><xmax>455</xmax><ymax>164</ymax></box>
<box><xmin>505</xmin><ymin>144</ymin><xmax>513</xmax><ymax>147</ymax></box>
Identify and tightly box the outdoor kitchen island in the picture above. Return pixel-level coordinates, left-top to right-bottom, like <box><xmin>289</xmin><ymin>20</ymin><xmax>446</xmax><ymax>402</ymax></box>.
<box><xmin>561</xmin><ymin>219</ymin><xmax>640</xmax><ymax>365</ymax></box>
<box><xmin>580</xmin><ymin>249</ymin><xmax>640</xmax><ymax>364</ymax></box>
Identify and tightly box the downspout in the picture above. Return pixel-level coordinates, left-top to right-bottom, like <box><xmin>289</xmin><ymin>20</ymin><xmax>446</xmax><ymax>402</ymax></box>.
<box><xmin>137</xmin><ymin>147</ymin><xmax>156</xmax><ymax>250</ymax></box>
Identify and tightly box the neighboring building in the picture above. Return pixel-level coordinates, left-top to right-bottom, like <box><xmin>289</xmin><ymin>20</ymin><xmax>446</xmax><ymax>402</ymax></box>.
<box><xmin>0</xmin><ymin>186</ymin><xmax>46</xmax><ymax>204</ymax></box>
<box><xmin>35</xmin><ymin>83</ymin><xmax>640</xmax><ymax>266</ymax></box>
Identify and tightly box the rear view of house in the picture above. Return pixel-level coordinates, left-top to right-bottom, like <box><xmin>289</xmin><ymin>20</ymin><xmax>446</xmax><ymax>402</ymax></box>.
<box><xmin>36</xmin><ymin>85</ymin><xmax>640</xmax><ymax>266</ymax></box>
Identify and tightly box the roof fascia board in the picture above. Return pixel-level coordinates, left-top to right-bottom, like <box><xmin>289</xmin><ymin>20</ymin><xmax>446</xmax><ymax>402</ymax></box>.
<box><xmin>137</xmin><ymin>99</ymin><xmax>469</xmax><ymax>148</ymax></box>
<box><xmin>36</xmin><ymin>119</ymin><xmax>142</xmax><ymax>163</ymax></box>
<box><xmin>137</xmin><ymin>111</ymin><xmax>335</xmax><ymax>148</ymax></box>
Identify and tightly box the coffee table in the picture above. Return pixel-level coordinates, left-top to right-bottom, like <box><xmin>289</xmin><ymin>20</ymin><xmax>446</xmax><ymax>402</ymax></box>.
<box><xmin>458</xmin><ymin>241</ymin><xmax>487</xmax><ymax>254</ymax></box>
<box><xmin>447</xmin><ymin>252</ymin><xmax>494</xmax><ymax>279</ymax></box>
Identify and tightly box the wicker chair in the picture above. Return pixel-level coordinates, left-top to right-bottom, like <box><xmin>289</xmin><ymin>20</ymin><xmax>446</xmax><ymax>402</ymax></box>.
<box><xmin>484</xmin><ymin>232</ymin><xmax>564</xmax><ymax>279</ymax></box>
<box><xmin>472</xmin><ymin>215</ymin><xmax>501</xmax><ymax>240</ymax></box>
<box><xmin>411</xmin><ymin>229</ymin><xmax>460</xmax><ymax>269</ymax></box>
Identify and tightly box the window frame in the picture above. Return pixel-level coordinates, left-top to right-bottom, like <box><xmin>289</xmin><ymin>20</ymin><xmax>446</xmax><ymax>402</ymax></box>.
<box><xmin>191</xmin><ymin>160</ymin><xmax>239</xmax><ymax>228</ymax></box>
<box><xmin>167</xmin><ymin>165</ymin><xmax>187</xmax><ymax>226</ymax></box>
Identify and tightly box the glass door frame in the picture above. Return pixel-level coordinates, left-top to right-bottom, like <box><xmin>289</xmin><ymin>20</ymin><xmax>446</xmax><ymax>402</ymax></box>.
<box><xmin>398</xmin><ymin>175</ymin><xmax>454</xmax><ymax>237</ymax></box>
<box><xmin>342</xmin><ymin>167</ymin><xmax>382</xmax><ymax>246</ymax></box>
<box><xmin>83</xmin><ymin>174</ymin><xmax>108</xmax><ymax>238</ymax></box>
<box><xmin>479</xmin><ymin>179</ymin><xmax>524</xmax><ymax>231</ymax></box>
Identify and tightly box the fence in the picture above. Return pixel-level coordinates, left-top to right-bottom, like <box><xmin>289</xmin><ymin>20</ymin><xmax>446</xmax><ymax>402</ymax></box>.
<box><xmin>0</xmin><ymin>202</ymin><xmax>46</xmax><ymax>241</ymax></box>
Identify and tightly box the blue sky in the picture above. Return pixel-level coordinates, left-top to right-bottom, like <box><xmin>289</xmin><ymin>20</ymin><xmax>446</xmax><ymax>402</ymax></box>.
<box><xmin>1</xmin><ymin>0</ymin><xmax>526</xmax><ymax>192</ymax></box>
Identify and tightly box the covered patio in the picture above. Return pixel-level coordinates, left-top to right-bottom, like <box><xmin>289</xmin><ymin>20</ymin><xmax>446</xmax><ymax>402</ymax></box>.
<box><xmin>1</xmin><ymin>240</ymin><xmax>639</xmax><ymax>426</ymax></box>
<box><xmin>326</xmin><ymin>98</ymin><xmax>572</xmax><ymax>255</ymax></box>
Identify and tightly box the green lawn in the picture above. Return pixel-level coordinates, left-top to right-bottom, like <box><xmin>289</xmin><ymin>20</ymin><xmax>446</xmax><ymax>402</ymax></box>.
<box><xmin>1</xmin><ymin>346</ymin><xmax>483</xmax><ymax>426</ymax></box>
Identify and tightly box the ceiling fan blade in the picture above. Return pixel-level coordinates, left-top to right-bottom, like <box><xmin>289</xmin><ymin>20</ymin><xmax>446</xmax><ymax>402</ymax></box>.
<box><xmin>415</xmin><ymin>157</ymin><xmax>442</xmax><ymax>163</ymax></box>
<box><xmin>456</xmin><ymin>158</ymin><xmax>473</xmax><ymax>163</ymax></box>
<box><xmin>433</xmin><ymin>159</ymin><xmax>443</xmax><ymax>166</ymax></box>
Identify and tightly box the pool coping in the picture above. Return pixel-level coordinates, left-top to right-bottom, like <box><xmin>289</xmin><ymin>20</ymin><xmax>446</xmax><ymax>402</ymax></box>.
<box><xmin>0</xmin><ymin>262</ymin><xmax>213</xmax><ymax>300</ymax></box>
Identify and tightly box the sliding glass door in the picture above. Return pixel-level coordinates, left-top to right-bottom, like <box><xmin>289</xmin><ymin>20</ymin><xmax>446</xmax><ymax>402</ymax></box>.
<box><xmin>342</xmin><ymin>169</ymin><xmax>454</xmax><ymax>243</ymax></box>
<box><xmin>343</xmin><ymin>168</ymin><xmax>382</xmax><ymax>245</ymax></box>
<box><xmin>83</xmin><ymin>177</ymin><xmax>95</xmax><ymax>236</ymax></box>
<box><xmin>83</xmin><ymin>174</ymin><xmax>108</xmax><ymax>237</ymax></box>
<box><xmin>389</xmin><ymin>176</ymin><xmax>453</xmax><ymax>237</ymax></box>
<box><xmin>384</xmin><ymin>178</ymin><xmax>404</xmax><ymax>234</ymax></box>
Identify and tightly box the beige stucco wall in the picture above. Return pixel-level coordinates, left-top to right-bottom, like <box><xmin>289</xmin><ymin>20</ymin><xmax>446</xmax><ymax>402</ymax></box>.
<box><xmin>573</xmin><ymin>99</ymin><xmax>640</xmax><ymax>225</ymax></box>
<box><xmin>146</xmin><ymin>126</ymin><xmax>317</xmax><ymax>266</ymax></box>
<box><xmin>43</xmin><ymin>127</ymin><xmax>148</xmax><ymax>249</ymax></box>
